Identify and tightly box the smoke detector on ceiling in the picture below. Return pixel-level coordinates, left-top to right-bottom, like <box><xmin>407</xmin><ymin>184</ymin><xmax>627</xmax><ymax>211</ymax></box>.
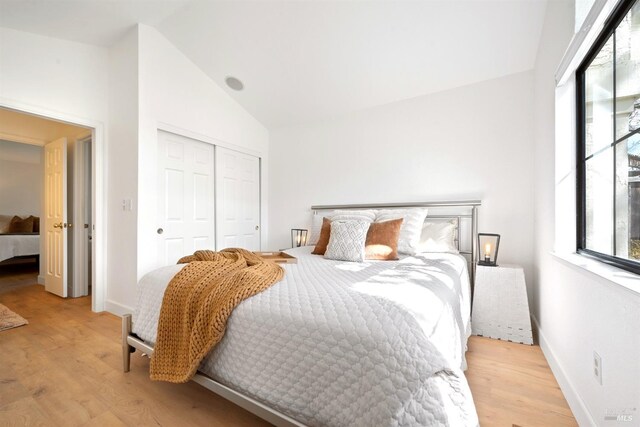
<box><xmin>225</xmin><ymin>76</ymin><xmax>244</xmax><ymax>91</ymax></box>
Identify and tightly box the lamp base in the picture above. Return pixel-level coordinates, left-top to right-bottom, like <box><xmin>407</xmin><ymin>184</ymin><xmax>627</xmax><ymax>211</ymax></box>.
<box><xmin>477</xmin><ymin>261</ymin><xmax>498</xmax><ymax>267</ymax></box>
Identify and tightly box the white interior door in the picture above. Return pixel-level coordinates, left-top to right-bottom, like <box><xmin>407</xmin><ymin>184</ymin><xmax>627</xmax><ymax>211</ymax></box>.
<box><xmin>157</xmin><ymin>131</ymin><xmax>215</xmax><ymax>267</ymax></box>
<box><xmin>44</xmin><ymin>137</ymin><xmax>67</xmax><ymax>297</ymax></box>
<box><xmin>215</xmin><ymin>146</ymin><xmax>260</xmax><ymax>251</ymax></box>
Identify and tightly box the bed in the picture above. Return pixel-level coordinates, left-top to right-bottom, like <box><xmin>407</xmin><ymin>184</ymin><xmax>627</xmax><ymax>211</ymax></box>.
<box><xmin>0</xmin><ymin>233</ymin><xmax>40</xmax><ymax>263</ymax></box>
<box><xmin>123</xmin><ymin>201</ymin><xmax>480</xmax><ymax>427</ymax></box>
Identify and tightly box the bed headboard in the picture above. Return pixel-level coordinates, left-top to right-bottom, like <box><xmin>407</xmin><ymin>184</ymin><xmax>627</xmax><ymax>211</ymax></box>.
<box><xmin>310</xmin><ymin>200</ymin><xmax>481</xmax><ymax>284</ymax></box>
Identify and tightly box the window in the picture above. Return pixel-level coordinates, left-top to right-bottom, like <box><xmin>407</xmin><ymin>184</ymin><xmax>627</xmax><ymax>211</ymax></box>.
<box><xmin>577</xmin><ymin>0</ymin><xmax>640</xmax><ymax>273</ymax></box>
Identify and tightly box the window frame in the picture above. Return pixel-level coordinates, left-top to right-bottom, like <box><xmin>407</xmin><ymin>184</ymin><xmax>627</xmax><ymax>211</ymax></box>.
<box><xmin>576</xmin><ymin>0</ymin><xmax>640</xmax><ymax>274</ymax></box>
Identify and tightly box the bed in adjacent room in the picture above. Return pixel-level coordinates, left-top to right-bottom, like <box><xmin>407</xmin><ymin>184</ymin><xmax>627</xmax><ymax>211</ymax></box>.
<box><xmin>0</xmin><ymin>215</ymin><xmax>40</xmax><ymax>263</ymax></box>
<box><xmin>0</xmin><ymin>233</ymin><xmax>40</xmax><ymax>263</ymax></box>
<box><xmin>124</xmin><ymin>201</ymin><xmax>480</xmax><ymax>427</ymax></box>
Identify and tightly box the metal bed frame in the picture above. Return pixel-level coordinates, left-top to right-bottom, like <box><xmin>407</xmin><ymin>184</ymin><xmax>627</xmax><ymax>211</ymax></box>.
<box><xmin>122</xmin><ymin>200</ymin><xmax>480</xmax><ymax>427</ymax></box>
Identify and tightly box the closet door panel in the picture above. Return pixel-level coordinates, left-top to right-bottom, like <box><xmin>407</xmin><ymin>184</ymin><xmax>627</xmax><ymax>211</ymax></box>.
<box><xmin>157</xmin><ymin>131</ymin><xmax>215</xmax><ymax>267</ymax></box>
<box><xmin>215</xmin><ymin>146</ymin><xmax>260</xmax><ymax>251</ymax></box>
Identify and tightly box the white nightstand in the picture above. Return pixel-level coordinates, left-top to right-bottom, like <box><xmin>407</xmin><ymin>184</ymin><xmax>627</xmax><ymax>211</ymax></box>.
<box><xmin>471</xmin><ymin>264</ymin><xmax>533</xmax><ymax>345</ymax></box>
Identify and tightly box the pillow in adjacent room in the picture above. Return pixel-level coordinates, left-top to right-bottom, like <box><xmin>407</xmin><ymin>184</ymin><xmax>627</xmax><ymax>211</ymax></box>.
<box><xmin>417</xmin><ymin>219</ymin><xmax>459</xmax><ymax>253</ymax></box>
<box><xmin>365</xmin><ymin>218</ymin><xmax>403</xmax><ymax>260</ymax></box>
<box><xmin>375</xmin><ymin>208</ymin><xmax>428</xmax><ymax>255</ymax></box>
<box><xmin>324</xmin><ymin>220</ymin><xmax>370</xmax><ymax>262</ymax></box>
<box><xmin>312</xmin><ymin>217</ymin><xmax>332</xmax><ymax>255</ymax></box>
<box><xmin>28</xmin><ymin>216</ymin><xmax>40</xmax><ymax>233</ymax></box>
<box><xmin>8</xmin><ymin>215</ymin><xmax>34</xmax><ymax>233</ymax></box>
<box><xmin>0</xmin><ymin>215</ymin><xmax>12</xmax><ymax>234</ymax></box>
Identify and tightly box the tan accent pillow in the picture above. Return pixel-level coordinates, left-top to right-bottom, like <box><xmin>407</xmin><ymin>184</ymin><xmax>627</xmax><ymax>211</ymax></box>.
<box><xmin>365</xmin><ymin>218</ymin><xmax>404</xmax><ymax>260</ymax></box>
<box><xmin>311</xmin><ymin>217</ymin><xmax>332</xmax><ymax>255</ymax></box>
<box><xmin>8</xmin><ymin>215</ymin><xmax>34</xmax><ymax>233</ymax></box>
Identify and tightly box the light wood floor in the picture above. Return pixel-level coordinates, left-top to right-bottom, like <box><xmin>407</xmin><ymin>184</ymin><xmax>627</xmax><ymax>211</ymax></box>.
<box><xmin>0</xmin><ymin>284</ymin><xmax>577</xmax><ymax>427</ymax></box>
<box><xmin>0</xmin><ymin>261</ymin><xmax>39</xmax><ymax>294</ymax></box>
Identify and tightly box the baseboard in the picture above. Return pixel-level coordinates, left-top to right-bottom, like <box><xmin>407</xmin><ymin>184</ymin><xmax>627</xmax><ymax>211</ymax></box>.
<box><xmin>531</xmin><ymin>315</ymin><xmax>597</xmax><ymax>427</ymax></box>
<box><xmin>37</xmin><ymin>275</ymin><xmax>44</xmax><ymax>285</ymax></box>
<box><xmin>104</xmin><ymin>300</ymin><xmax>134</xmax><ymax>317</ymax></box>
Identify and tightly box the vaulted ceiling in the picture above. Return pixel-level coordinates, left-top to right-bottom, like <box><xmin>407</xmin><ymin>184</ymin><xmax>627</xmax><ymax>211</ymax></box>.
<box><xmin>0</xmin><ymin>0</ymin><xmax>548</xmax><ymax>128</ymax></box>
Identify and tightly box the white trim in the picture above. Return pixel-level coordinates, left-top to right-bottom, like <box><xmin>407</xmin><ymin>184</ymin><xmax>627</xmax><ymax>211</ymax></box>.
<box><xmin>0</xmin><ymin>131</ymin><xmax>46</xmax><ymax>146</ymax></box>
<box><xmin>532</xmin><ymin>315</ymin><xmax>597</xmax><ymax>427</ymax></box>
<box><xmin>105</xmin><ymin>300</ymin><xmax>134</xmax><ymax>317</ymax></box>
<box><xmin>156</xmin><ymin>122</ymin><xmax>263</xmax><ymax>159</ymax></box>
<box><xmin>72</xmin><ymin>136</ymin><xmax>91</xmax><ymax>298</ymax></box>
<box><xmin>0</xmin><ymin>97</ymin><xmax>108</xmax><ymax>312</ymax></box>
<box><xmin>37</xmin><ymin>275</ymin><xmax>44</xmax><ymax>285</ymax></box>
<box><xmin>555</xmin><ymin>0</ymin><xmax>619</xmax><ymax>85</ymax></box>
<box><xmin>551</xmin><ymin>252</ymin><xmax>640</xmax><ymax>296</ymax></box>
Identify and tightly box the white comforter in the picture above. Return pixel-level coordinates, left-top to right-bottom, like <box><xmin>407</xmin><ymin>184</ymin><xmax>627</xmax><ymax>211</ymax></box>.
<box><xmin>134</xmin><ymin>247</ymin><xmax>478</xmax><ymax>427</ymax></box>
<box><xmin>0</xmin><ymin>234</ymin><xmax>39</xmax><ymax>262</ymax></box>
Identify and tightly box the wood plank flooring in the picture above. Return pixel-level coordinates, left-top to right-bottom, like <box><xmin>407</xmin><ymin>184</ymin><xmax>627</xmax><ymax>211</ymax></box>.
<box><xmin>0</xmin><ymin>283</ymin><xmax>577</xmax><ymax>427</ymax></box>
<box><xmin>465</xmin><ymin>337</ymin><xmax>577</xmax><ymax>427</ymax></box>
<box><xmin>0</xmin><ymin>261</ymin><xmax>39</xmax><ymax>294</ymax></box>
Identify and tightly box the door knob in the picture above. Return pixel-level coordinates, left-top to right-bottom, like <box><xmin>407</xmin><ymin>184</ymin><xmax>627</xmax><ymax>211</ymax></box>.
<box><xmin>157</xmin><ymin>228</ymin><xmax>164</xmax><ymax>235</ymax></box>
<box><xmin>255</xmin><ymin>225</ymin><xmax>259</xmax><ymax>230</ymax></box>
<box><xmin>53</xmin><ymin>223</ymin><xmax>62</xmax><ymax>229</ymax></box>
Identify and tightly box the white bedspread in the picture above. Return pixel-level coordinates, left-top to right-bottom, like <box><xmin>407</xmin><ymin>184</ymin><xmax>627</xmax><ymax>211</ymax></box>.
<box><xmin>0</xmin><ymin>234</ymin><xmax>39</xmax><ymax>262</ymax></box>
<box><xmin>134</xmin><ymin>247</ymin><xmax>478</xmax><ymax>427</ymax></box>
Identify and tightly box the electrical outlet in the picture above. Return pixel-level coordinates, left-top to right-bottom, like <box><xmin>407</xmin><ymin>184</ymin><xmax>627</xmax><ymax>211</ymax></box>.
<box><xmin>593</xmin><ymin>351</ymin><xmax>603</xmax><ymax>385</ymax></box>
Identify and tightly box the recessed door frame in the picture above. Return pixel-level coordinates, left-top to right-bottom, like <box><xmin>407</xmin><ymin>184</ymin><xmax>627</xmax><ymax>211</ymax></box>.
<box><xmin>73</xmin><ymin>135</ymin><xmax>92</xmax><ymax>297</ymax></box>
<box><xmin>0</xmin><ymin>99</ymin><xmax>107</xmax><ymax>312</ymax></box>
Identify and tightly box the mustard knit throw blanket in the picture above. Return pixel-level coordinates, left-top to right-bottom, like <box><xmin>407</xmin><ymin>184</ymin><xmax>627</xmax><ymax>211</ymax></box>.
<box><xmin>150</xmin><ymin>248</ymin><xmax>284</xmax><ymax>383</ymax></box>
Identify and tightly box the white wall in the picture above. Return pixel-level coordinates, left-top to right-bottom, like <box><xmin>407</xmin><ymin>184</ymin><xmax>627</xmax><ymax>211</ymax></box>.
<box><xmin>269</xmin><ymin>71</ymin><xmax>536</xmax><ymax>284</ymax></box>
<box><xmin>0</xmin><ymin>140</ymin><xmax>42</xmax><ymax>216</ymax></box>
<box><xmin>0</xmin><ymin>28</ymin><xmax>108</xmax><ymax>122</ymax></box>
<box><xmin>102</xmin><ymin>25</ymin><xmax>270</xmax><ymax>313</ymax></box>
<box><xmin>105</xmin><ymin>28</ymin><xmax>139</xmax><ymax>312</ymax></box>
<box><xmin>533</xmin><ymin>1</ymin><xmax>640</xmax><ymax>425</ymax></box>
<box><xmin>0</xmin><ymin>28</ymin><xmax>110</xmax><ymax>311</ymax></box>
<box><xmin>0</xmin><ymin>26</ymin><xmax>269</xmax><ymax>313</ymax></box>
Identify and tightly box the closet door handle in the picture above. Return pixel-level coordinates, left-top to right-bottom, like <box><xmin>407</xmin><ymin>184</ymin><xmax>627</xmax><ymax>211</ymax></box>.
<box><xmin>157</xmin><ymin>228</ymin><xmax>164</xmax><ymax>235</ymax></box>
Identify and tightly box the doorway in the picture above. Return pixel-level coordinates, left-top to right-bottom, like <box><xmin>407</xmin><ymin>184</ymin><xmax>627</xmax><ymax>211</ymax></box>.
<box><xmin>0</xmin><ymin>107</ymin><xmax>95</xmax><ymax>303</ymax></box>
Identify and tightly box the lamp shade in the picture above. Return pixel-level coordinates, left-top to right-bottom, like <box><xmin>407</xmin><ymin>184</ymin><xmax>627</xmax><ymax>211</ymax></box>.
<box><xmin>291</xmin><ymin>229</ymin><xmax>308</xmax><ymax>248</ymax></box>
<box><xmin>478</xmin><ymin>233</ymin><xmax>500</xmax><ymax>266</ymax></box>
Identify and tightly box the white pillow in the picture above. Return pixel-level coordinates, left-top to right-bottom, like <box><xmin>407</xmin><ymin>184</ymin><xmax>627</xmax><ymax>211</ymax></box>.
<box><xmin>417</xmin><ymin>220</ymin><xmax>459</xmax><ymax>253</ymax></box>
<box><xmin>308</xmin><ymin>210</ymin><xmax>376</xmax><ymax>245</ymax></box>
<box><xmin>308</xmin><ymin>214</ymin><xmax>324</xmax><ymax>245</ymax></box>
<box><xmin>324</xmin><ymin>220</ymin><xmax>370</xmax><ymax>262</ymax></box>
<box><xmin>375</xmin><ymin>208</ymin><xmax>428</xmax><ymax>255</ymax></box>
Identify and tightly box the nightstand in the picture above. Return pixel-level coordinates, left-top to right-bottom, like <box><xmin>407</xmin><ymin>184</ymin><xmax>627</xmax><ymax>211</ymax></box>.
<box><xmin>471</xmin><ymin>264</ymin><xmax>533</xmax><ymax>345</ymax></box>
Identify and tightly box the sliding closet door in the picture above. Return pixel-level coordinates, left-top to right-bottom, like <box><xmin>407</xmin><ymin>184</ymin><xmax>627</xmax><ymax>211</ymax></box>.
<box><xmin>157</xmin><ymin>131</ymin><xmax>215</xmax><ymax>266</ymax></box>
<box><xmin>215</xmin><ymin>146</ymin><xmax>261</xmax><ymax>251</ymax></box>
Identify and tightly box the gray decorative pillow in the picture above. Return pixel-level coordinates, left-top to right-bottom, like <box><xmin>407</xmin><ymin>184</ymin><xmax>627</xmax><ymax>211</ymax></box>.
<box><xmin>324</xmin><ymin>220</ymin><xmax>371</xmax><ymax>262</ymax></box>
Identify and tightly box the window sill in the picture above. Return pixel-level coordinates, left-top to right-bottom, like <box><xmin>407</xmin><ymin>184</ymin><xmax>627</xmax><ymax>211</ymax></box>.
<box><xmin>551</xmin><ymin>251</ymin><xmax>640</xmax><ymax>296</ymax></box>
